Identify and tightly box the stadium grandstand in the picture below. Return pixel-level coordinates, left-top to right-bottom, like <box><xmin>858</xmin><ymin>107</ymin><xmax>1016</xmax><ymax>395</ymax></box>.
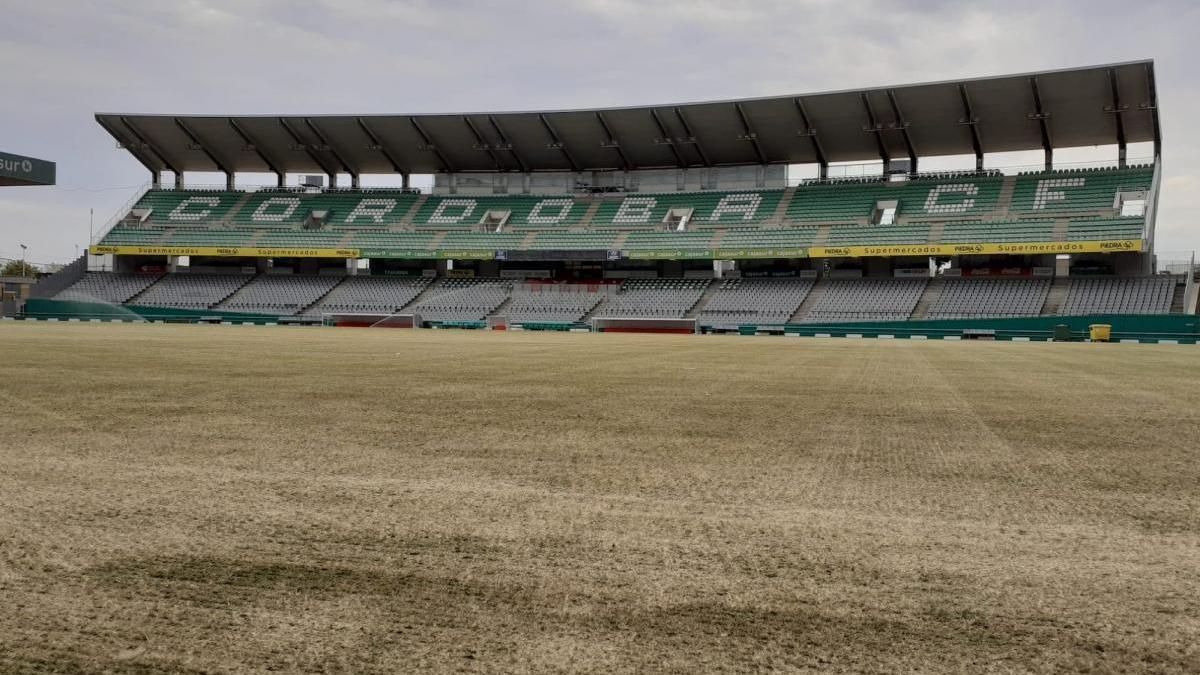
<box><xmin>20</xmin><ymin>60</ymin><xmax>1199</xmax><ymax>341</ymax></box>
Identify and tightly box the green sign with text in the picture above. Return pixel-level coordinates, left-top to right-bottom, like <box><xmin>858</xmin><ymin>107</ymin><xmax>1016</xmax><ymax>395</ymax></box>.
<box><xmin>0</xmin><ymin>151</ymin><xmax>56</xmax><ymax>186</ymax></box>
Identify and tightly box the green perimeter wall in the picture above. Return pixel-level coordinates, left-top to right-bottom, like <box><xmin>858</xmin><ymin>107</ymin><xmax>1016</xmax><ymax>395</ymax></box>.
<box><xmin>774</xmin><ymin>314</ymin><xmax>1199</xmax><ymax>342</ymax></box>
<box><xmin>20</xmin><ymin>299</ymin><xmax>282</xmax><ymax>324</ymax></box>
<box><xmin>17</xmin><ymin>299</ymin><xmax>1200</xmax><ymax>341</ymax></box>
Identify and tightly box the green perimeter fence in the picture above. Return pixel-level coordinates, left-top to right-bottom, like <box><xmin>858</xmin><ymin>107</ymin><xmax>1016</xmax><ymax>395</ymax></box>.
<box><xmin>15</xmin><ymin>299</ymin><xmax>1200</xmax><ymax>343</ymax></box>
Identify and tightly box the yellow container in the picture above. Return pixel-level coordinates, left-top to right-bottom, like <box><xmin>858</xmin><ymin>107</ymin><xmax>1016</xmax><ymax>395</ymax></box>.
<box><xmin>1089</xmin><ymin>324</ymin><xmax>1112</xmax><ymax>342</ymax></box>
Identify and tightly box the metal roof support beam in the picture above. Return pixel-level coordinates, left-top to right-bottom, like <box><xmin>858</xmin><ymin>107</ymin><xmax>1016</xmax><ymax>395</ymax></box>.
<box><xmin>356</xmin><ymin>117</ymin><xmax>408</xmax><ymax>182</ymax></box>
<box><xmin>793</xmin><ymin>98</ymin><xmax>828</xmax><ymax>179</ymax></box>
<box><xmin>649</xmin><ymin>109</ymin><xmax>687</xmax><ymax>169</ymax></box>
<box><xmin>1105</xmin><ymin>69</ymin><xmax>1129</xmax><ymax>168</ymax></box>
<box><xmin>175</xmin><ymin>117</ymin><xmax>235</xmax><ymax>188</ymax></box>
<box><xmin>595</xmin><ymin>112</ymin><xmax>633</xmax><ymax>170</ymax></box>
<box><xmin>410</xmin><ymin>118</ymin><xmax>454</xmax><ymax>173</ymax></box>
<box><xmin>734</xmin><ymin>103</ymin><xmax>767</xmax><ymax>165</ymax></box>
<box><xmin>673</xmin><ymin>107</ymin><xmax>711</xmax><ymax>167</ymax></box>
<box><xmin>229</xmin><ymin>119</ymin><xmax>285</xmax><ymax>186</ymax></box>
<box><xmin>305</xmin><ymin>118</ymin><xmax>359</xmax><ymax>182</ymax></box>
<box><xmin>120</xmin><ymin>116</ymin><xmax>182</xmax><ymax>183</ymax></box>
<box><xmin>488</xmin><ymin>116</ymin><xmax>528</xmax><ymax>173</ymax></box>
<box><xmin>462</xmin><ymin>116</ymin><xmax>504</xmax><ymax>171</ymax></box>
<box><xmin>1028</xmin><ymin>77</ymin><xmax>1053</xmax><ymax>171</ymax></box>
<box><xmin>95</xmin><ymin>115</ymin><xmax>160</xmax><ymax>180</ymax></box>
<box><xmin>957</xmin><ymin>84</ymin><xmax>985</xmax><ymax>171</ymax></box>
<box><xmin>885</xmin><ymin>91</ymin><xmax>918</xmax><ymax>173</ymax></box>
<box><xmin>279</xmin><ymin>118</ymin><xmax>338</xmax><ymax>186</ymax></box>
<box><xmin>120</xmin><ymin>116</ymin><xmax>178</xmax><ymax>180</ymax></box>
<box><xmin>1143</xmin><ymin>63</ymin><xmax>1161</xmax><ymax>159</ymax></box>
<box><xmin>539</xmin><ymin>114</ymin><xmax>580</xmax><ymax>172</ymax></box>
<box><xmin>860</xmin><ymin>95</ymin><xmax>891</xmax><ymax>172</ymax></box>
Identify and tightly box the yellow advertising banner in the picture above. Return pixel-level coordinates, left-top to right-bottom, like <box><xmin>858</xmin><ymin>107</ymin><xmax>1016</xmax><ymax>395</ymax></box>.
<box><xmin>90</xmin><ymin>246</ymin><xmax>361</xmax><ymax>258</ymax></box>
<box><xmin>807</xmin><ymin>240</ymin><xmax>1142</xmax><ymax>258</ymax></box>
<box><xmin>90</xmin><ymin>239</ymin><xmax>1142</xmax><ymax>261</ymax></box>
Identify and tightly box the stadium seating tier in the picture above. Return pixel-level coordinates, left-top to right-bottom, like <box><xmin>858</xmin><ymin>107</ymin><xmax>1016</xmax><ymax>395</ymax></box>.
<box><xmin>99</xmin><ymin>167</ymin><xmax>1151</xmax><ymax>256</ymax></box>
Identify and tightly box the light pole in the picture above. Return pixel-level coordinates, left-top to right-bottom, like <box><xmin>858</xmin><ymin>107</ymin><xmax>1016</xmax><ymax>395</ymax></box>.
<box><xmin>19</xmin><ymin>244</ymin><xmax>27</xmax><ymax>273</ymax></box>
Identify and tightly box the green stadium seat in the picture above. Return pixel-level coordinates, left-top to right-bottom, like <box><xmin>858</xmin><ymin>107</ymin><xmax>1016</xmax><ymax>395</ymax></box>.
<box><xmin>940</xmin><ymin>220</ymin><xmax>1057</xmax><ymax>244</ymax></box>
<box><xmin>787</xmin><ymin>176</ymin><xmax>1003</xmax><ymax>223</ymax></box>
<box><xmin>1066</xmin><ymin>218</ymin><xmax>1145</xmax><ymax>241</ymax></box>
<box><xmin>591</xmin><ymin>190</ymin><xmax>784</xmax><ymax>228</ymax></box>
<box><xmin>1009</xmin><ymin>166</ymin><xmax>1153</xmax><ymax>215</ymax></box>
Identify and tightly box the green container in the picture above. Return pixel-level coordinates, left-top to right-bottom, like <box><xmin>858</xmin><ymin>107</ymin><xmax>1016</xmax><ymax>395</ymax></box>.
<box><xmin>1053</xmin><ymin>324</ymin><xmax>1072</xmax><ymax>342</ymax></box>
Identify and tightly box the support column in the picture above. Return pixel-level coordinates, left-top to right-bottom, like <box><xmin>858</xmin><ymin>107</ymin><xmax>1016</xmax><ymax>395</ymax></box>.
<box><xmin>351</xmin><ymin>174</ymin><xmax>360</xmax><ymax>189</ymax></box>
<box><xmin>174</xmin><ymin>172</ymin><xmax>184</xmax><ymax>190</ymax></box>
<box><xmin>151</xmin><ymin>171</ymin><xmax>162</xmax><ymax>188</ymax></box>
<box><xmin>225</xmin><ymin>172</ymin><xmax>235</xmax><ymax>190</ymax></box>
<box><xmin>401</xmin><ymin>173</ymin><xmax>410</xmax><ymax>189</ymax></box>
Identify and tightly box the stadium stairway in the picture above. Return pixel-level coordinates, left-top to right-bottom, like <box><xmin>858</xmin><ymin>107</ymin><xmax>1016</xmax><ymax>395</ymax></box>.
<box><xmin>769</xmin><ymin>187</ymin><xmax>797</xmax><ymax>224</ymax></box>
<box><xmin>926</xmin><ymin>222</ymin><xmax>945</xmax><ymax>244</ymax></box>
<box><xmin>789</xmin><ymin>279</ymin><xmax>828</xmax><ymax>322</ymax></box>
<box><xmin>210</xmin><ymin>273</ymin><xmax>261</xmax><ymax>311</ymax></box>
<box><xmin>685</xmin><ymin>280</ymin><xmax>726</xmax><ymax>318</ymax></box>
<box><xmin>1169</xmin><ymin>278</ymin><xmax>1187</xmax><ymax>314</ymax></box>
<box><xmin>396</xmin><ymin>277</ymin><xmax>451</xmax><ymax>313</ymax></box>
<box><xmin>395</xmin><ymin>194</ymin><xmax>429</xmax><ymax>229</ymax></box>
<box><xmin>428</xmin><ymin>231</ymin><xmax>450</xmax><ymax>249</ymax></box>
<box><xmin>578</xmin><ymin>297</ymin><xmax>608</xmax><ymax>323</ymax></box>
<box><xmin>488</xmin><ymin>295</ymin><xmax>515</xmax><ymax>320</ymax></box>
<box><xmin>223</xmin><ymin>192</ymin><xmax>256</xmax><ymax>224</ymax></box>
<box><xmin>994</xmin><ymin>176</ymin><xmax>1018</xmax><ymax>218</ymax></box>
<box><xmin>301</xmin><ymin>276</ymin><xmax>349</xmax><ymax>314</ymax></box>
<box><xmin>1039</xmin><ymin>277</ymin><xmax>1071</xmax><ymax>315</ymax></box>
<box><xmin>28</xmin><ymin>254</ymin><xmax>87</xmax><ymax>299</ymax></box>
<box><xmin>123</xmin><ymin>276</ymin><xmax>166</xmax><ymax>305</ymax></box>
<box><xmin>909</xmin><ymin>277</ymin><xmax>944</xmax><ymax>319</ymax></box>
<box><xmin>578</xmin><ymin>200</ymin><xmax>602</xmax><ymax>227</ymax></box>
<box><xmin>811</xmin><ymin>225</ymin><xmax>831</xmax><ymax>246</ymax></box>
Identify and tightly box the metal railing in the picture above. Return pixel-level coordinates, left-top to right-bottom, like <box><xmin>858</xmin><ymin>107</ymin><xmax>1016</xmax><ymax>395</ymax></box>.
<box><xmin>786</xmin><ymin>157</ymin><xmax>1156</xmax><ymax>187</ymax></box>
<box><xmin>91</xmin><ymin>181</ymin><xmax>152</xmax><ymax>245</ymax></box>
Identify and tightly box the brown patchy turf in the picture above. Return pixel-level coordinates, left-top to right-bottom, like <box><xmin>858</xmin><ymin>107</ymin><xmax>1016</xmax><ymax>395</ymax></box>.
<box><xmin>0</xmin><ymin>321</ymin><xmax>1197</xmax><ymax>673</ymax></box>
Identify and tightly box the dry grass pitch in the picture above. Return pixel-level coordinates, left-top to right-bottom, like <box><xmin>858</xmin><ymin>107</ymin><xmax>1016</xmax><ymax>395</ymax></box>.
<box><xmin>1</xmin><ymin>321</ymin><xmax>1198</xmax><ymax>673</ymax></box>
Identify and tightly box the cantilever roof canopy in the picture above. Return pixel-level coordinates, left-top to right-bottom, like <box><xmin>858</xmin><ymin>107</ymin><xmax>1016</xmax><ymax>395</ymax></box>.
<box><xmin>97</xmin><ymin>61</ymin><xmax>1160</xmax><ymax>177</ymax></box>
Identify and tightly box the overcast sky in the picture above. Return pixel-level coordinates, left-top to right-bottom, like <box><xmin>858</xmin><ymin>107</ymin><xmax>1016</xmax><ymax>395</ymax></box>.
<box><xmin>2</xmin><ymin>0</ymin><xmax>1197</xmax><ymax>265</ymax></box>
